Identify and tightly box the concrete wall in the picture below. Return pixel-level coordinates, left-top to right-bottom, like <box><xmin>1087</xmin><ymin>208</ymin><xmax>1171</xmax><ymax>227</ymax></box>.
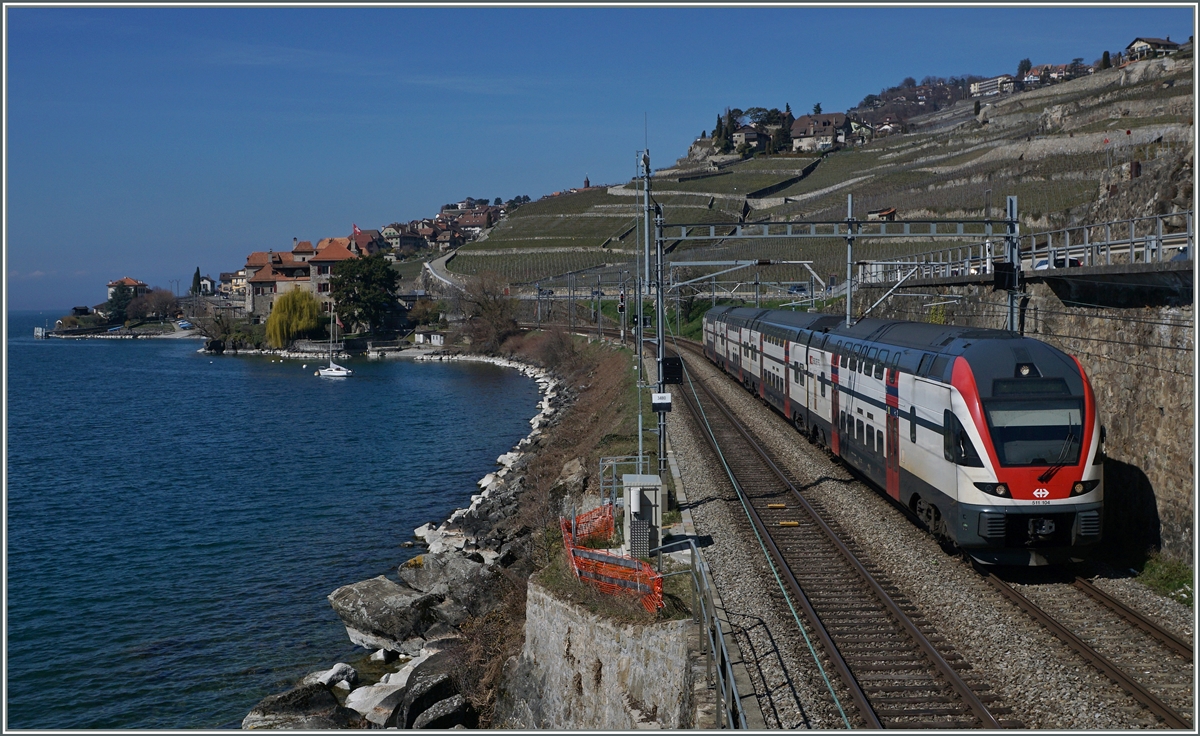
<box><xmin>494</xmin><ymin>581</ymin><xmax>697</xmax><ymax>729</ymax></box>
<box><xmin>853</xmin><ymin>275</ymin><xmax>1193</xmax><ymax>561</ymax></box>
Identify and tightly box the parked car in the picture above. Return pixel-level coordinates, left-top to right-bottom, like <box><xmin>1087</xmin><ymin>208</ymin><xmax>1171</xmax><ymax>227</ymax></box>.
<box><xmin>178</xmin><ymin>320</ymin><xmax>194</xmax><ymax>330</ymax></box>
<box><xmin>787</xmin><ymin>284</ymin><xmax>808</xmax><ymax>294</ymax></box>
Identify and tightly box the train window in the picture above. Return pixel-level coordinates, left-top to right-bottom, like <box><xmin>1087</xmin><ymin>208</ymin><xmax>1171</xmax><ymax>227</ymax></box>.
<box><xmin>849</xmin><ymin>345</ymin><xmax>858</xmax><ymax>371</ymax></box>
<box><xmin>931</xmin><ymin>356</ymin><xmax>950</xmax><ymax>380</ymax></box>
<box><xmin>875</xmin><ymin>350</ymin><xmax>888</xmax><ymax>379</ymax></box>
<box><xmin>820</xmin><ymin>373</ymin><xmax>826</xmax><ymax>397</ymax></box>
<box><xmin>909</xmin><ymin>406</ymin><xmax>917</xmax><ymax>442</ymax></box>
<box><xmin>917</xmin><ymin>353</ymin><xmax>934</xmax><ymax>376</ymax></box>
<box><xmin>867</xmin><ymin>347</ymin><xmax>878</xmax><ymax>362</ymax></box>
<box><xmin>943</xmin><ymin>410</ymin><xmax>984</xmax><ymax>467</ymax></box>
<box><xmin>856</xmin><ymin>419</ymin><xmax>864</xmax><ymax>443</ymax></box>
<box><xmin>839</xmin><ymin>411</ymin><xmax>846</xmax><ymax>432</ymax></box>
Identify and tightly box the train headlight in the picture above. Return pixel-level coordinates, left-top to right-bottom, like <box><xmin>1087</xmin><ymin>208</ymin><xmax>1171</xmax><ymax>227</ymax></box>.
<box><xmin>974</xmin><ymin>482</ymin><xmax>1010</xmax><ymax>497</ymax></box>
<box><xmin>1070</xmin><ymin>479</ymin><xmax>1100</xmax><ymax>497</ymax></box>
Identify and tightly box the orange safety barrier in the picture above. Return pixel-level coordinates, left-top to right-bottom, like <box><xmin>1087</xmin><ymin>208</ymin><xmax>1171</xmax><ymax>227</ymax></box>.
<box><xmin>561</xmin><ymin>506</ymin><xmax>663</xmax><ymax>612</ymax></box>
<box><xmin>572</xmin><ymin>503</ymin><xmax>615</xmax><ymax>544</ymax></box>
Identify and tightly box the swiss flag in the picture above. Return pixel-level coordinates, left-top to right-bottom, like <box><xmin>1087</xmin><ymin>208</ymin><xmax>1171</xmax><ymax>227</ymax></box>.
<box><xmin>336</xmin><ymin>314</ymin><xmax>344</xmax><ymax>329</ymax></box>
<box><xmin>352</xmin><ymin>223</ymin><xmax>361</xmax><ymax>235</ymax></box>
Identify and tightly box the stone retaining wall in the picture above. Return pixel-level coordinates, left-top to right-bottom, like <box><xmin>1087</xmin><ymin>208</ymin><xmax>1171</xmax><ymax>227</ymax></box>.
<box><xmin>853</xmin><ymin>278</ymin><xmax>1193</xmax><ymax>560</ymax></box>
<box><xmin>494</xmin><ymin>581</ymin><xmax>695</xmax><ymax>729</ymax></box>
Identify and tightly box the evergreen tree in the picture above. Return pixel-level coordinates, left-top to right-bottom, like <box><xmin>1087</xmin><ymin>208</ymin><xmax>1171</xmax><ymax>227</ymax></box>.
<box><xmin>1101</xmin><ymin>50</ymin><xmax>1111</xmax><ymax>69</ymax></box>
<box><xmin>785</xmin><ymin>102</ymin><xmax>791</xmax><ymax>114</ymax></box>
<box><xmin>106</xmin><ymin>284</ymin><xmax>134</xmax><ymax>324</ymax></box>
<box><xmin>265</xmin><ymin>289</ymin><xmax>322</xmax><ymax>348</ymax></box>
<box><xmin>329</xmin><ymin>253</ymin><xmax>401</xmax><ymax>334</ymax></box>
<box><xmin>191</xmin><ymin>267</ymin><xmax>201</xmax><ymax>295</ymax></box>
<box><xmin>1017</xmin><ymin>58</ymin><xmax>1032</xmax><ymax>76</ymax></box>
<box><xmin>974</xmin><ymin>99</ymin><xmax>981</xmax><ymax>116</ymax></box>
<box><xmin>812</xmin><ymin>102</ymin><xmax>822</xmax><ymax>115</ymax></box>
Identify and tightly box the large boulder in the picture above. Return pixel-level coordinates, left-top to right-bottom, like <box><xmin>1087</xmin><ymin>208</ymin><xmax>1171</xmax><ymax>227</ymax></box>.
<box><xmin>327</xmin><ymin>576</ymin><xmax>439</xmax><ymax>652</ymax></box>
<box><xmin>299</xmin><ymin>662</ymin><xmax>358</xmax><ymax>689</ymax></box>
<box><xmin>384</xmin><ymin>650</ymin><xmax>467</xmax><ymax>729</ymax></box>
<box><xmin>550</xmin><ymin>457</ymin><xmax>587</xmax><ymax>497</ymax></box>
<box><xmin>397</xmin><ymin>553</ymin><xmax>504</xmax><ymax>618</ymax></box>
<box><xmin>241</xmin><ymin>683</ymin><xmax>362</xmax><ymax>730</ymax></box>
<box><xmin>343</xmin><ymin>682</ymin><xmax>409</xmax><ymax>727</ymax></box>
<box><xmin>412</xmin><ymin>694</ymin><xmax>477</xmax><ymax>729</ymax></box>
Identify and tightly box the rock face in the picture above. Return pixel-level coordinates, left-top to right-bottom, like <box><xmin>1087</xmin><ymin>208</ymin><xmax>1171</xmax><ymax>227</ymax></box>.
<box><xmin>327</xmin><ymin>576</ymin><xmax>439</xmax><ymax>652</ymax></box>
<box><xmin>241</xmin><ymin>684</ymin><xmax>362</xmax><ymax>730</ymax></box>
<box><xmin>493</xmin><ymin>582</ymin><xmax>694</xmax><ymax>730</ymax></box>
<box><xmin>397</xmin><ymin>552</ymin><xmax>505</xmax><ymax>618</ymax></box>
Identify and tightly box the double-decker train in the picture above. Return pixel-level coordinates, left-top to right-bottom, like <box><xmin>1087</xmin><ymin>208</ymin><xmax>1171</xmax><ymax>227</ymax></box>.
<box><xmin>702</xmin><ymin>306</ymin><xmax>1104</xmax><ymax>566</ymax></box>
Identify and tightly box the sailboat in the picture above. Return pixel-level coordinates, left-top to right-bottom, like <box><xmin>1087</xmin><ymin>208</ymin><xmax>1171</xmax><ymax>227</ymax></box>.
<box><xmin>317</xmin><ymin>310</ymin><xmax>353</xmax><ymax>378</ymax></box>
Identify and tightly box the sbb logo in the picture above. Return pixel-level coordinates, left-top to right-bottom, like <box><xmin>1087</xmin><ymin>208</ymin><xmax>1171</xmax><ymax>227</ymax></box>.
<box><xmin>1033</xmin><ymin>488</ymin><xmax>1049</xmax><ymax>498</ymax></box>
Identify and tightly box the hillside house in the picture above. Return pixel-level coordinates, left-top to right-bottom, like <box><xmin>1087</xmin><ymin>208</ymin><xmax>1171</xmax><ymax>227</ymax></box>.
<box><xmin>790</xmin><ymin>114</ymin><xmax>851</xmax><ymax>152</ymax></box>
<box><xmin>219</xmin><ymin>271</ymin><xmax>241</xmax><ymax>297</ymax></box>
<box><xmin>731</xmin><ymin>125</ymin><xmax>765</xmax><ymax>151</ymax></box>
<box><xmin>107</xmin><ymin>276</ymin><xmax>149</xmax><ymax>301</ymax></box>
<box><xmin>1126</xmin><ymin>37</ymin><xmax>1181</xmax><ymax>60</ymax></box>
<box><xmin>199</xmin><ymin>275</ymin><xmax>216</xmax><ymax>295</ymax></box>
<box><xmin>969</xmin><ymin>75</ymin><xmax>1014</xmax><ymax>97</ymax></box>
<box><xmin>350</xmin><ymin>229</ymin><xmax>386</xmax><ymax>257</ymax></box>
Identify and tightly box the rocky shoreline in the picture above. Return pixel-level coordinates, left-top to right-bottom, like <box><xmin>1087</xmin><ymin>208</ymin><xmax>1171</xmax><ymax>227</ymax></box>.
<box><xmin>242</xmin><ymin>353</ymin><xmax>577</xmax><ymax>730</ymax></box>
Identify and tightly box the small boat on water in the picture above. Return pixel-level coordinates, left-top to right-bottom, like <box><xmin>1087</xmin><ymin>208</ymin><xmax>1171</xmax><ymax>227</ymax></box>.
<box><xmin>317</xmin><ymin>310</ymin><xmax>353</xmax><ymax>378</ymax></box>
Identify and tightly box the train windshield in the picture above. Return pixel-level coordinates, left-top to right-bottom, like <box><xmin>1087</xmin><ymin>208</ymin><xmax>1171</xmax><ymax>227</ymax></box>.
<box><xmin>982</xmin><ymin>398</ymin><xmax>1083</xmax><ymax>467</ymax></box>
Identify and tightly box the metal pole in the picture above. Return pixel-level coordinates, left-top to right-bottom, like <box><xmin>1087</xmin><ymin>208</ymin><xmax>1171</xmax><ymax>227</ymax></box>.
<box><xmin>655</xmin><ymin>205</ymin><xmax>667</xmax><ymax>474</ymax></box>
<box><xmin>1006</xmin><ymin>195</ymin><xmax>1020</xmax><ymax>331</ymax></box>
<box><xmin>846</xmin><ymin>194</ymin><xmax>855</xmax><ymax>328</ymax></box>
<box><xmin>643</xmin><ymin>150</ymin><xmax>652</xmax><ymax>295</ymax></box>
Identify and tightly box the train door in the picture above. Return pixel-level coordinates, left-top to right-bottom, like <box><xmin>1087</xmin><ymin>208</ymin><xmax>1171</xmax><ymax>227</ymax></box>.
<box><xmin>885</xmin><ymin>363</ymin><xmax>901</xmax><ymax>500</ymax></box>
<box><xmin>830</xmin><ymin>341</ymin><xmax>842</xmax><ymax>456</ymax></box>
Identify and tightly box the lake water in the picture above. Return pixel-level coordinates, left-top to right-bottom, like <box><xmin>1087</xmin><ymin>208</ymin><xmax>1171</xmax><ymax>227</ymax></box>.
<box><xmin>5</xmin><ymin>310</ymin><xmax>542</xmax><ymax>729</ymax></box>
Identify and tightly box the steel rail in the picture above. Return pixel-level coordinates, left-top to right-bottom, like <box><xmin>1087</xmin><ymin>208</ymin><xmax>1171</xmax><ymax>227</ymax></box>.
<box><xmin>674</xmin><ymin>378</ymin><xmax>881</xmax><ymax>729</ymax></box>
<box><xmin>980</xmin><ymin>570</ymin><xmax>1191</xmax><ymax>729</ymax></box>
<box><xmin>679</xmin><ymin>345</ymin><xmax>1002</xmax><ymax>729</ymax></box>
<box><xmin>674</xmin><ymin>342</ymin><xmax>1003</xmax><ymax>729</ymax></box>
<box><xmin>1072</xmin><ymin>577</ymin><xmax>1194</xmax><ymax>662</ymax></box>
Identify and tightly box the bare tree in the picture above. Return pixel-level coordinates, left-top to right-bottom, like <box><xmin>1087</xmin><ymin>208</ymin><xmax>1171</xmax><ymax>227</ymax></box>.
<box><xmin>457</xmin><ymin>271</ymin><xmax>519</xmax><ymax>353</ymax></box>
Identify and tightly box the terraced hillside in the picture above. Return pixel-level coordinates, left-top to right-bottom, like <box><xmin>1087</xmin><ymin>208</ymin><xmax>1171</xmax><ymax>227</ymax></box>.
<box><xmin>444</xmin><ymin>51</ymin><xmax>1192</xmax><ymax>292</ymax></box>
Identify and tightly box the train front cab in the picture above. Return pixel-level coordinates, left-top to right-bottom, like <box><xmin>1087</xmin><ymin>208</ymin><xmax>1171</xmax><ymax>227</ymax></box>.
<box><xmin>904</xmin><ymin>347</ymin><xmax>1104</xmax><ymax>566</ymax></box>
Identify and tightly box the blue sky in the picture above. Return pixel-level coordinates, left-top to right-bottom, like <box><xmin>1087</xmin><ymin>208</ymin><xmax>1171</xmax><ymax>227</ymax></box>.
<box><xmin>5</xmin><ymin>5</ymin><xmax>1194</xmax><ymax>310</ymax></box>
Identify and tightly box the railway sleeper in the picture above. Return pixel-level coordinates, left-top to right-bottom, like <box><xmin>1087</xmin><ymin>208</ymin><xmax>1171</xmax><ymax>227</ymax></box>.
<box><xmin>881</xmin><ymin>718</ymin><xmax>981</xmax><ymax>729</ymax></box>
<box><xmin>864</xmin><ymin>683</ymin><xmax>992</xmax><ymax>693</ymax></box>
<box><xmin>876</xmin><ymin>708</ymin><xmax>979</xmax><ymax>717</ymax></box>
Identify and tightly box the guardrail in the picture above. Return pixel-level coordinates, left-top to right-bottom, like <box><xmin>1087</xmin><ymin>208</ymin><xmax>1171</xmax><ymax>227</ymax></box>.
<box><xmin>651</xmin><ymin>537</ymin><xmax>748</xmax><ymax>729</ymax></box>
<box><xmin>859</xmin><ymin>211</ymin><xmax>1192</xmax><ymax>285</ymax></box>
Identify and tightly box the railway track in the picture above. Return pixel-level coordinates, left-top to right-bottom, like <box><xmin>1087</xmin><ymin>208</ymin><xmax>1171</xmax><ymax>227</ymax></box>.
<box><xmin>664</xmin><ymin>335</ymin><xmax>1193</xmax><ymax>730</ymax></box>
<box><xmin>669</xmin><ymin>341</ymin><xmax>1015</xmax><ymax>729</ymax></box>
<box><xmin>982</xmin><ymin>571</ymin><xmax>1194</xmax><ymax>729</ymax></box>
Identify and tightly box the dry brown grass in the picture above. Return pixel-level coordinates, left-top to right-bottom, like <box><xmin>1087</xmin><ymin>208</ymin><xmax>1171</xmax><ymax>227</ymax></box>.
<box><xmin>449</xmin><ymin>329</ymin><xmax>646</xmax><ymax>725</ymax></box>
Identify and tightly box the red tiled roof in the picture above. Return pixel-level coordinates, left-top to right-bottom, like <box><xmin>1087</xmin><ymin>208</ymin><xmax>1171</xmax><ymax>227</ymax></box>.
<box><xmin>293</xmin><ymin>240</ymin><xmax>315</xmax><ymax>253</ymax></box>
<box><xmin>248</xmin><ymin>265</ymin><xmax>311</xmax><ymax>283</ymax></box>
<box><xmin>107</xmin><ymin>276</ymin><xmax>146</xmax><ymax>287</ymax></box>
<box><xmin>316</xmin><ymin>237</ymin><xmax>351</xmax><ymax>251</ymax></box>
<box><xmin>310</xmin><ymin>242</ymin><xmax>357</xmax><ymax>262</ymax></box>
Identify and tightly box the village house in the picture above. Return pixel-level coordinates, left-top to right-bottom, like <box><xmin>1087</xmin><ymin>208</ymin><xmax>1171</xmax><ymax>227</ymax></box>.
<box><xmin>245</xmin><ymin>249</ymin><xmax>313</xmax><ymax>322</ymax></box>
<box><xmin>790</xmin><ymin>113</ymin><xmax>852</xmax><ymax>152</ymax></box>
<box><xmin>731</xmin><ymin>125</ymin><xmax>765</xmax><ymax>152</ymax></box>
<box><xmin>970</xmin><ymin>74</ymin><xmax>1014</xmax><ymax>97</ymax></box>
<box><xmin>219</xmin><ymin>271</ymin><xmax>242</xmax><ymax>297</ymax></box>
<box><xmin>199</xmin><ymin>275</ymin><xmax>217</xmax><ymax>295</ymax></box>
<box><xmin>308</xmin><ymin>240</ymin><xmax>357</xmax><ymax>312</ymax></box>
<box><xmin>349</xmin><ymin>228</ymin><xmax>386</xmax><ymax>257</ymax></box>
<box><xmin>1126</xmin><ymin>36</ymin><xmax>1181</xmax><ymax>61</ymax></box>
<box><xmin>107</xmin><ymin>276</ymin><xmax>149</xmax><ymax>300</ymax></box>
